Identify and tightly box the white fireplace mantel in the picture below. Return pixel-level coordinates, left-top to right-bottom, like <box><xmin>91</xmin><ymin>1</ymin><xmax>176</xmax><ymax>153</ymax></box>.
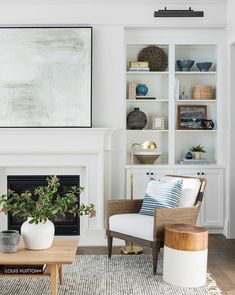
<box><xmin>0</xmin><ymin>128</ymin><xmax>113</xmax><ymax>154</ymax></box>
<box><xmin>0</xmin><ymin>128</ymin><xmax>114</xmax><ymax>246</ymax></box>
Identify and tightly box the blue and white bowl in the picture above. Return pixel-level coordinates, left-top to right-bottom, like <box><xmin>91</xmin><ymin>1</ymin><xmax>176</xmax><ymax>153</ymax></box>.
<box><xmin>196</xmin><ymin>62</ymin><xmax>213</xmax><ymax>72</ymax></box>
<box><xmin>177</xmin><ymin>60</ymin><xmax>195</xmax><ymax>72</ymax></box>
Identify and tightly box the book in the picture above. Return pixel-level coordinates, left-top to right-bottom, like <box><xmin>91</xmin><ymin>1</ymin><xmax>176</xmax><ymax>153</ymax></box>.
<box><xmin>136</xmin><ymin>96</ymin><xmax>156</xmax><ymax>100</ymax></box>
<box><xmin>129</xmin><ymin>61</ymin><xmax>149</xmax><ymax>68</ymax></box>
<box><xmin>128</xmin><ymin>82</ymin><xmax>132</xmax><ymax>100</ymax></box>
<box><xmin>1</xmin><ymin>264</ymin><xmax>46</xmax><ymax>275</ymax></box>
<box><xmin>129</xmin><ymin>68</ymin><xmax>150</xmax><ymax>72</ymax></box>
<box><xmin>175</xmin><ymin>78</ymin><xmax>179</xmax><ymax>100</ymax></box>
<box><xmin>132</xmin><ymin>82</ymin><xmax>136</xmax><ymax>99</ymax></box>
<box><xmin>127</xmin><ymin>82</ymin><xmax>136</xmax><ymax>100</ymax></box>
<box><xmin>180</xmin><ymin>158</ymin><xmax>210</xmax><ymax>165</ymax></box>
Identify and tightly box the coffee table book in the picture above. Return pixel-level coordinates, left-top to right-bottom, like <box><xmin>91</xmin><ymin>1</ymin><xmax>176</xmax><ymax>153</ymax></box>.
<box><xmin>1</xmin><ymin>264</ymin><xmax>46</xmax><ymax>274</ymax></box>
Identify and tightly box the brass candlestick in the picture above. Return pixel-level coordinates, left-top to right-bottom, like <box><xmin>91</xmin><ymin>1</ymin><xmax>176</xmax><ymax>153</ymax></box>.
<box><xmin>121</xmin><ymin>141</ymin><xmax>157</xmax><ymax>255</ymax></box>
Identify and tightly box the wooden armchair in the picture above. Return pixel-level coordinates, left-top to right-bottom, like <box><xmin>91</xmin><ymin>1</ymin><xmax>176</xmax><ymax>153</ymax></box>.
<box><xmin>106</xmin><ymin>175</ymin><xmax>207</xmax><ymax>275</ymax></box>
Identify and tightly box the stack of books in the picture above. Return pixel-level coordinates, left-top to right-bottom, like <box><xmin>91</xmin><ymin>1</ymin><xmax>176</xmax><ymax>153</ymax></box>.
<box><xmin>180</xmin><ymin>158</ymin><xmax>210</xmax><ymax>165</ymax></box>
<box><xmin>1</xmin><ymin>264</ymin><xmax>46</xmax><ymax>275</ymax></box>
<box><xmin>127</xmin><ymin>82</ymin><xmax>136</xmax><ymax>100</ymax></box>
<box><xmin>128</xmin><ymin>61</ymin><xmax>150</xmax><ymax>72</ymax></box>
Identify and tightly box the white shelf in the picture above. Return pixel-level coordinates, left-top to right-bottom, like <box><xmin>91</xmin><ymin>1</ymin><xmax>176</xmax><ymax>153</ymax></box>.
<box><xmin>126</xmin><ymin>99</ymin><xmax>168</xmax><ymax>102</ymax></box>
<box><xmin>126</xmin><ymin>129</ymin><xmax>168</xmax><ymax>133</ymax></box>
<box><xmin>125</xmin><ymin>163</ymin><xmax>169</xmax><ymax>168</ymax></box>
<box><xmin>125</xmin><ymin>163</ymin><xmax>224</xmax><ymax>169</ymax></box>
<box><xmin>175</xmin><ymin>99</ymin><xmax>216</xmax><ymax>103</ymax></box>
<box><xmin>175</xmin><ymin>71</ymin><xmax>217</xmax><ymax>76</ymax></box>
<box><xmin>175</xmin><ymin>129</ymin><xmax>217</xmax><ymax>133</ymax></box>
<box><xmin>126</xmin><ymin>71</ymin><xmax>169</xmax><ymax>75</ymax></box>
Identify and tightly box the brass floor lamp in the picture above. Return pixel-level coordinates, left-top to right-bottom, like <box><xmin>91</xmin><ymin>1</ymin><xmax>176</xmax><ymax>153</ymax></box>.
<box><xmin>121</xmin><ymin>140</ymin><xmax>157</xmax><ymax>255</ymax></box>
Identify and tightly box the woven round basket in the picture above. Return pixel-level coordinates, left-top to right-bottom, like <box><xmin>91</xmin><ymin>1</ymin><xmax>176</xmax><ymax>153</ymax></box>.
<box><xmin>192</xmin><ymin>85</ymin><xmax>213</xmax><ymax>100</ymax></box>
<box><xmin>138</xmin><ymin>46</ymin><xmax>168</xmax><ymax>72</ymax></box>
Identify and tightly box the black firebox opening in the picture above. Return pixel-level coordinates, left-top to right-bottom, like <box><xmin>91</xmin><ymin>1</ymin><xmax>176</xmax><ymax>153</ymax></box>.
<box><xmin>7</xmin><ymin>175</ymin><xmax>80</xmax><ymax>236</ymax></box>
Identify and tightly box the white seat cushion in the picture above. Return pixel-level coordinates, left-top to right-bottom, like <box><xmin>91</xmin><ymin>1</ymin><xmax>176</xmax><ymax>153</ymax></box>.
<box><xmin>161</xmin><ymin>176</ymin><xmax>201</xmax><ymax>208</ymax></box>
<box><xmin>109</xmin><ymin>213</ymin><xmax>154</xmax><ymax>241</ymax></box>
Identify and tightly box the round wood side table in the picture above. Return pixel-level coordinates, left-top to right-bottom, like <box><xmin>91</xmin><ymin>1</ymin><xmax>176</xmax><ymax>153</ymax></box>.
<box><xmin>163</xmin><ymin>224</ymin><xmax>208</xmax><ymax>288</ymax></box>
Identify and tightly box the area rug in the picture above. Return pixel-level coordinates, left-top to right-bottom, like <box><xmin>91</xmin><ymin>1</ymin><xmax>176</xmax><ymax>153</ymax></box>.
<box><xmin>0</xmin><ymin>254</ymin><xmax>221</xmax><ymax>295</ymax></box>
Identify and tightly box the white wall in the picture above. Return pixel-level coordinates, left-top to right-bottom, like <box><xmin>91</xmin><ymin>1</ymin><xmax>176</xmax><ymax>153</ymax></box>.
<box><xmin>0</xmin><ymin>1</ymin><xmax>227</xmax><ymax>26</ymax></box>
<box><xmin>0</xmin><ymin>0</ymin><xmax>227</xmax><ymax>199</ymax></box>
<box><xmin>227</xmin><ymin>0</ymin><xmax>235</xmax><ymax>42</ymax></box>
<box><xmin>226</xmin><ymin>0</ymin><xmax>235</xmax><ymax>238</ymax></box>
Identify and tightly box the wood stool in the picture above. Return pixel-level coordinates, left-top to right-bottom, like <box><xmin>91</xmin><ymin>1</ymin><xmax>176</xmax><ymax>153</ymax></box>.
<box><xmin>163</xmin><ymin>224</ymin><xmax>208</xmax><ymax>288</ymax></box>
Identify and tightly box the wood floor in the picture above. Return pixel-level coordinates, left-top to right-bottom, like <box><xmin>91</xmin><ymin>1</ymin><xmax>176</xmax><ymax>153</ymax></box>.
<box><xmin>78</xmin><ymin>235</ymin><xmax>235</xmax><ymax>295</ymax></box>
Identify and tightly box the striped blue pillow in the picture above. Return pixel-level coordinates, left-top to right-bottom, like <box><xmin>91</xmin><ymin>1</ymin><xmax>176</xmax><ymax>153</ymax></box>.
<box><xmin>139</xmin><ymin>178</ymin><xmax>183</xmax><ymax>216</ymax></box>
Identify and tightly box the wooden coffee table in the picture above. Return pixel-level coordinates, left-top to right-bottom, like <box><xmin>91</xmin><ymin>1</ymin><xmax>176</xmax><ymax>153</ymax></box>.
<box><xmin>0</xmin><ymin>238</ymin><xmax>78</xmax><ymax>295</ymax></box>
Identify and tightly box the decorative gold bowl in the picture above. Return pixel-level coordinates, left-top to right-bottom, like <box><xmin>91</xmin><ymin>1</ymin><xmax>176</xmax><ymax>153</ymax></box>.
<box><xmin>134</xmin><ymin>150</ymin><xmax>161</xmax><ymax>164</ymax></box>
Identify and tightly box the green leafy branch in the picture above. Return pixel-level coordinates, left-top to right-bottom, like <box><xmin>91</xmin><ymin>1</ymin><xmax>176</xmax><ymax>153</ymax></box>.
<box><xmin>190</xmin><ymin>144</ymin><xmax>206</xmax><ymax>153</ymax></box>
<box><xmin>0</xmin><ymin>176</ymin><xmax>96</xmax><ymax>224</ymax></box>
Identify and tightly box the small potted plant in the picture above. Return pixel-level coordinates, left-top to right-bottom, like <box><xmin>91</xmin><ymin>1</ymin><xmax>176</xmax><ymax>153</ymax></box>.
<box><xmin>0</xmin><ymin>176</ymin><xmax>96</xmax><ymax>250</ymax></box>
<box><xmin>190</xmin><ymin>144</ymin><xmax>206</xmax><ymax>160</ymax></box>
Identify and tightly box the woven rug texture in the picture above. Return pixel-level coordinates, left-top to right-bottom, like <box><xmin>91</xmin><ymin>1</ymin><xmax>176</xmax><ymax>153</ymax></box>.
<box><xmin>0</xmin><ymin>254</ymin><xmax>222</xmax><ymax>295</ymax></box>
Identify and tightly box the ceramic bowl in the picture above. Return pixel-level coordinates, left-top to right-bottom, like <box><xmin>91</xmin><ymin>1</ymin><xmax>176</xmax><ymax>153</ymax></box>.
<box><xmin>134</xmin><ymin>150</ymin><xmax>161</xmax><ymax>164</ymax></box>
<box><xmin>196</xmin><ymin>62</ymin><xmax>213</xmax><ymax>72</ymax></box>
<box><xmin>176</xmin><ymin>59</ymin><xmax>195</xmax><ymax>72</ymax></box>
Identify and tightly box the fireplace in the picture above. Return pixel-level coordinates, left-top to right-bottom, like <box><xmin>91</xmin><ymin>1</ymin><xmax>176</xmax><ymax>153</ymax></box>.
<box><xmin>7</xmin><ymin>175</ymin><xmax>80</xmax><ymax>236</ymax></box>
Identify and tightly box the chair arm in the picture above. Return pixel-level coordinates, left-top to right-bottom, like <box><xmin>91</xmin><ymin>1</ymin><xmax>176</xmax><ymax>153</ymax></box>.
<box><xmin>106</xmin><ymin>199</ymin><xmax>143</xmax><ymax>230</ymax></box>
<box><xmin>153</xmin><ymin>204</ymin><xmax>201</xmax><ymax>241</ymax></box>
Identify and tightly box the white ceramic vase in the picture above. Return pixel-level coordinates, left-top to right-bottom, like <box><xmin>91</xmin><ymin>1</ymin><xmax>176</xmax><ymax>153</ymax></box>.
<box><xmin>21</xmin><ymin>218</ymin><xmax>55</xmax><ymax>250</ymax></box>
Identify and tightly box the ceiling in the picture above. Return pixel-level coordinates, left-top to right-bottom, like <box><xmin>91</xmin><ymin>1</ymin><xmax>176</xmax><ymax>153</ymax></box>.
<box><xmin>0</xmin><ymin>0</ymin><xmax>226</xmax><ymax>4</ymax></box>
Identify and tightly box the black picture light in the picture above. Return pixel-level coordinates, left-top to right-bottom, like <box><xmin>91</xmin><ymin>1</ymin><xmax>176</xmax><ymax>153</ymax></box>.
<box><xmin>154</xmin><ymin>7</ymin><xmax>204</xmax><ymax>18</ymax></box>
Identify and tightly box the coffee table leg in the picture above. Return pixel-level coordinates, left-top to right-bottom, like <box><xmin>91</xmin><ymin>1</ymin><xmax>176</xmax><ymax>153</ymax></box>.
<box><xmin>51</xmin><ymin>264</ymin><xmax>58</xmax><ymax>295</ymax></box>
<box><xmin>59</xmin><ymin>264</ymin><xmax>63</xmax><ymax>285</ymax></box>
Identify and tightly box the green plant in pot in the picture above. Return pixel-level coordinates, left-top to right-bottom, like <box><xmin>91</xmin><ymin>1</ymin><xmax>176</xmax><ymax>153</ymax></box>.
<box><xmin>190</xmin><ymin>144</ymin><xmax>206</xmax><ymax>160</ymax></box>
<box><xmin>0</xmin><ymin>176</ymin><xmax>96</xmax><ymax>250</ymax></box>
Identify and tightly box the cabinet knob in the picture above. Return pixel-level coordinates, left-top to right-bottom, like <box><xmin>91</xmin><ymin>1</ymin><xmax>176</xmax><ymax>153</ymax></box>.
<box><xmin>151</xmin><ymin>172</ymin><xmax>154</xmax><ymax>175</ymax></box>
<box><xmin>197</xmin><ymin>172</ymin><xmax>200</xmax><ymax>176</ymax></box>
<box><xmin>146</xmin><ymin>172</ymin><xmax>149</xmax><ymax>175</ymax></box>
<box><xmin>202</xmin><ymin>172</ymin><xmax>205</xmax><ymax>176</ymax></box>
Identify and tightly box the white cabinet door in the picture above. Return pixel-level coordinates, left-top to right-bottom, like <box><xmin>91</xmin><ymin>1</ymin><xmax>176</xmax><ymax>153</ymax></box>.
<box><xmin>126</xmin><ymin>169</ymin><xmax>149</xmax><ymax>199</ymax></box>
<box><xmin>175</xmin><ymin>168</ymin><xmax>224</xmax><ymax>228</ymax></box>
<box><xmin>200</xmin><ymin>169</ymin><xmax>224</xmax><ymax>228</ymax></box>
<box><xmin>125</xmin><ymin>168</ymin><xmax>174</xmax><ymax>199</ymax></box>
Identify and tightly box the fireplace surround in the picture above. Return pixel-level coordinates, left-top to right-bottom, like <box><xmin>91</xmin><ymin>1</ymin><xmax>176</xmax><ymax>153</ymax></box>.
<box><xmin>0</xmin><ymin>128</ymin><xmax>113</xmax><ymax>245</ymax></box>
<box><xmin>7</xmin><ymin>175</ymin><xmax>80</xmax><ymax>235</ymax></box>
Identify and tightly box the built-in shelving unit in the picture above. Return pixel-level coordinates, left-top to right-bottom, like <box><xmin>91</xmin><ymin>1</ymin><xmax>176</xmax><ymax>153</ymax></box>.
<box><xmin>124</xmin><ymin>28</ymin><xmax>225</xmax><ymax>231</ymax></box>
<box><xmin>125</xmin><ymin>41</ymin><xmax>219</xmax><ymax>166</ymax></box>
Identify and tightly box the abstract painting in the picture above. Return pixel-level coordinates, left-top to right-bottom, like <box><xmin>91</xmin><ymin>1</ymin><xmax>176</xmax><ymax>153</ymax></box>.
<box><xmin>0</xmin><ymin>27</ymin><xmax>92</xmax><ymax>127</ymax></box>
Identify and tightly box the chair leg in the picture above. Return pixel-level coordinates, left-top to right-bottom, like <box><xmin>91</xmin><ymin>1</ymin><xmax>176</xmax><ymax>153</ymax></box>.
<box><xmin>152</xmin><ymin>242</ymin><xmax>160</xmax><ymax>275</ymax></box>
<box><xmin>125</xmin><ymin>240</ymin><xmax>130</xmax><ymax>246</ymax></box>
<box><xmin>108</xmin><ymin>234</ymin><xmax>113</xmax><ymax>259</ymax></box>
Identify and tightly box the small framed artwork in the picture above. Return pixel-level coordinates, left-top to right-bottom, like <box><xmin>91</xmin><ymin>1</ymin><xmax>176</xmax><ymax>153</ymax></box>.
<box><xmin>152</xmin><ymin>114</ymin><xmax>165</xmax><ymax>130</ymax></box>
<box><xmin>178</xmin><ymin>105</ymin><xmax>207</xmax><ymax>129</ymax></box>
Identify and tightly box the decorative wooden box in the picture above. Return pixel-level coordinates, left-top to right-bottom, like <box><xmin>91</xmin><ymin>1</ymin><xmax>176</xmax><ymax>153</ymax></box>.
<box><xmin>192</xmin><ymin>85</ymin><xmax>213</xmax><ymax>100</ymax></box>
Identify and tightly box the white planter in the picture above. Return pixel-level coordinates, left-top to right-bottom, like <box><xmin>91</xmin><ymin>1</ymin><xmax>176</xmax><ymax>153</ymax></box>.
<box><xmin>193</xmin><ymin>152</ymin><xmax>202</xmax><ymax>160</ymax></box>
<box><xmin>21</xmin><ymin>218</ymin><xmax>55</xmax><ymax>250</ymax></box>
